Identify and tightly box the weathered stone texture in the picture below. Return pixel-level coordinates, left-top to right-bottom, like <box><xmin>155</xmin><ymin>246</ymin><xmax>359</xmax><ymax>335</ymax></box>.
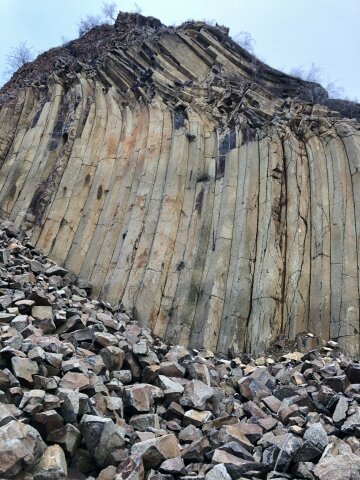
<box><xmin>1</xmin><ymin>13</ymin><xmax>359</xmax><ymax>354</ymax></box>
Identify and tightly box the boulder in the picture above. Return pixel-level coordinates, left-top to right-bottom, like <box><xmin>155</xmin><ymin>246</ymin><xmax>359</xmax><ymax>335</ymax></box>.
<box><xmin>0</xmin><ymin>420</ymin><xmax>46</xmax><ymax>477</ymax></box>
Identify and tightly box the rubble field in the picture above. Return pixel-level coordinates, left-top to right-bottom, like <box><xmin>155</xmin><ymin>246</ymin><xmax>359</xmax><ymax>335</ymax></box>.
<box><xmin>1</xmin><ymin>219</ymin><xmax>360</xmax><ymax>480</ymax></box>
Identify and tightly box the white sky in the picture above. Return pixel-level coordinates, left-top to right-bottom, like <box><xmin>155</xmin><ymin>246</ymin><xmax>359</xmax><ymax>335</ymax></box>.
<box><xmin>0</xmin><ymin>0</ymin><xmax>359</xmax><ymax>99</ymax></box>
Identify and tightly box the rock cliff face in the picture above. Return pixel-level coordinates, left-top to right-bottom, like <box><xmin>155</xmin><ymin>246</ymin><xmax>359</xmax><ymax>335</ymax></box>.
<box><xmin>0</xmin><ymin>13</ymin><xmax>359</xmax><ymax>354</ymax></box>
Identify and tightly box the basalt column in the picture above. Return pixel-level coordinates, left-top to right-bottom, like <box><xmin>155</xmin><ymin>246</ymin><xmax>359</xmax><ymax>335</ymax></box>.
<box><xmin>1</xmin><ymin>13</ymin><xmax>359</xmax><ymax>354</ymax></box>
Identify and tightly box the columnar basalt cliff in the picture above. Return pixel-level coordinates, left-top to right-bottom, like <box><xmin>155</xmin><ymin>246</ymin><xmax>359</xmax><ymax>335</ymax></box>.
<box><xmin>1</xmin><ymin>13</ymin><xmax>359</xmax><ymax>355</ymax></box>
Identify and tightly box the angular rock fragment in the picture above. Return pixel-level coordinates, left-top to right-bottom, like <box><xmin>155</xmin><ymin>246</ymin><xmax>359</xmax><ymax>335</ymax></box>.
<box><xmin>47</xmin><ymin>424</ymin><xmax>81</xmax><ymax>455</ymax></box>
<box><xmin>342</xmin><ymin>405</ymin><xmax>360</xmax><ymax>433</ymax></box>
<box><xmin>159</xmin><ymin>456</ymin><xmax>186</xmax><ymax>475</ymax></box>
<box><xmin>59</xmin><ymin>371</ymin><xmax>89</xmax><ymax>390</ymax></box>
<box><xmin>31</xmin><ymin>306</ymin><xmax>53</xmax><ymax>321</ymax></box>
<box><xmin>238</xmin><ymin>377</ymin><xmax>272</xmax><ymax>402</ymax></box>
<box><xmin>218</xmin><ymin>441</ymin><xmax>255</xmax><ymax>461</ymax></box>
<box><xmin>131</xmin><ymin>434</ymin><xmax>181</xmax><ymax>468</ymax></box>
<box><xmin>45</xmin><ymin>266</ymin><xmax>68</xmax><ymax>277</ymax></box>
<box><xmin>303</xmin><ymin>422</ymin><xmax>328</xmax><ymax>450</ymax></box>
<box><xmin>116</xmin><ymin>455</ymin><xmax>144</xmax><ymax>479</ymax></box>
<box><xmin>180</xmin><ymin>380</ymin><xmax>215</xmax><ymax>410</ymax></box>
<box><xmin>278</xmin><ymin>403</ymin><xmax>301</xmax><ymax>424</ymax></box>
<box><xmin>261</xmin><ymin>395</ymin><xmax>281</xmax><ymax>413</ymax></box>
<box><xmin>218</xmin><ymin>424</ymin><xmax>254</xmax><ymax>451</ymax></box>
<box><xmin>313</xmin><ymin>452</ymin><xmax>360</xmax><ymax>480</ymax></box>
<box><xmin>80</xmin><ymin>415</ymin><xmax>125</xmax><ymax>467</ymax></box>
<box><xmin>57</xmin><ymin>388</ymin><xmax>81</xmax><ymax>423</ymax></box>
<box><xmin>0</xmin><ymin>420</ymin><xmax>46</xmax><ymax>478</ymax></box>
<box><xmin>333</xmin><ymin>396</ymin><xmax>348</xmax><ymax>423</ymax></box>
<box><xmin>205</xmin><ymin>463</ymin><xmax>232</xmax><ymax>480</ymax></box>
<box><xmin>31</xmin><ymin>445</ymin><xmax>67</xmax><ymax>480</ymax></box>
<box><xmin>100</xmin><ymin>346</ymin><xmax>125</xmax><ymax>371</ymax></box>
<box><xmin>183</xmin><ymin>409</ymin><xmax>213</xmax><ymax>427</ymax></box>
<box><xmin>345</xmin><ymin>363</ymin><xmax>360</xmax><ymax>383</ymax></box>
<box><xmin>179</xmin><ymin>424</ymin><xmax>202</xmax><ymax>443</ymax></box>
<box><xmin>124</xmin><ymin>384</ymin><xmax>163</xmax><ymax>412</ymax></box>
<box><xmin>129</xmin><ymin>413</ymin><xmax>161</xmax><ymax>432</ymax></box>
<box><xmin>31</xmin><ymin>409</ymin><xmax>64</xmax><ymax>439</ymax></box>
<box><xmin>262</xmin><ymin>433</ymin><xmax>303</xmax><ymax>471</ymax></box>
<box><xmin>11</xmin><ymin>356</ymin><xmax>38</xmax><ymax>384</ymax></box>
<box><xmin>182</xmin><ymin>436</ymin><xmax>211</xmax><ymax>463</ymax></box>
<box><xmin>212</xmin><ymin>448</ymin><xmax>250</xmax><ymax>466</ymax></box>
<box><xmin>159</xmin><ymin>361</ymin><xmax>185</xmax><ymax>378</ymax></box>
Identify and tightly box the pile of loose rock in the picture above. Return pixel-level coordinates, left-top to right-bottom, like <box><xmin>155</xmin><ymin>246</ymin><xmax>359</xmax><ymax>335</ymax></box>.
<box><xmin>1</xmin><ymin>219</ymin><xmax>360</xmax><ymax>480</ymax></box>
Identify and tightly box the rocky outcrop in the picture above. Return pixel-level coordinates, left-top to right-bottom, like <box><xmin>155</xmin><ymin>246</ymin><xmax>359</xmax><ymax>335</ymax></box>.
<box><xmin>0</xmin><ymin>12</ymin><xmax>360</xmax><ymax>354</ymax></box>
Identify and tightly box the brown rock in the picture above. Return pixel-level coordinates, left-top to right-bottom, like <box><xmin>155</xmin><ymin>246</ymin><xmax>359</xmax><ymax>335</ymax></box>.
<box><xmin>238</xmin><ymin>377</ymin><xmax>272</xmax><ymax>402</ymax></box>
<box><xmin>278</xmin><ymin>403</ymin><xmax>301</xmax><ymax>424</ymax></box>
<box><xmin>0</xmin><ymin>403</ymin><xmax>19</xmax><ymax>426</ymax></box>
<box><xmin>124</xmin><ymin>384</ymin><xmax>164</xmax><ymax>412</ymax></box>
<box><xmin>262</xmin><ymin>395</ymin><xmax>281</xmax><ymax>413</ymax></box>
<box><xmin>218</xmin><ymin>424</ymin><xmax>254</xmax><ymax>451</ymax></box>
<box><xmin>258</xmin><ymin>416</ymin><xmax>278</xmax><ymax>431</ymax></box>
<box><xmin>97</xmin><ymin>465</ymin><xmax>117</xmax><ymax>480</ymax></box>
<box><xmin>243</xmin><ymin>400</ymin><xmax>268</xmax><ymax>419</ymax></box>
<box><xmin>94</xmin><ymin>332</ymin><xmax>117</xmax><ymax>347</ymax></box>
<box><xmin>291</xmin><ymin>371</ymin><xmax>306</xmax><ymax>385</ymax></box>
<box><xmin>11</xmin><ymin>356</ymin><xmax>38</xmax><ymax>384</ymax></box>
<box><xmin>131</xmin><ymin>434</ymin><xmax>181</xmax><ymax>469</ymax></box>
<box><xmin>159</xmin><ymin>361</ymin><xmax>185</xmax><ymax>377</ymax></box>
<box><xmin>212</xmin><ymin>449</ymin><xmax>250</xmax><ymax>466</ymax></box>
<box><xmin>183</xmin><ymin>409</ymin><xmax>213</xmax><ymax>427</ymax></box>
<box><xmin>159</xmin><ymin>457</ymin><xmax>186</xmax><ymax>475</ymax></box>
<box><xmin>234</xmin><ymin>423</ymin><xmax>263</xmax><ymax>443</ymax></box>
<box><xmin>96</xmin><ymin>312</ymin><xmax>120</xmax><ymax>331</ymax></box>
<box><xmin>59</xmin><ymin>372</ymin><xmax>89</xmax><ymax>390</ymax></box>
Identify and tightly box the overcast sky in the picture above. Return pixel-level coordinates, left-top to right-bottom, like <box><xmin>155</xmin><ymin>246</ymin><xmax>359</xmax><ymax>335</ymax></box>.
<box><xmin>0</xmin><ymin>0</ymin><xmax>359</xmax><ymax>99</ymax></box>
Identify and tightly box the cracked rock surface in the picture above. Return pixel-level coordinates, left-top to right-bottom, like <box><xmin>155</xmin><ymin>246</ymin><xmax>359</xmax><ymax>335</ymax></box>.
<box><xmin>1</xmin><ymin>219</ymin><xmax>360</xmax><ymax>479</ymax></box>
<box><xmin>1</xmin><ymin>12</ymin><xmax>360</xmax><ymax>355</ymax></box>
